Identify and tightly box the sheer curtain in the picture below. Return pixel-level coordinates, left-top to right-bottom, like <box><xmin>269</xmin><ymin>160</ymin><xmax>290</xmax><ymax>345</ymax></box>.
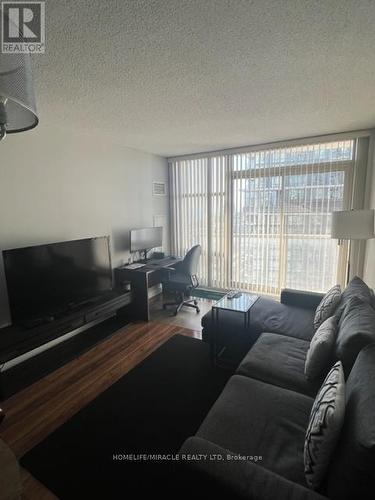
<box><xmin>169</xmin><ymin>139</ymin><xmax>358</xmax><ymax>294</ymax></box>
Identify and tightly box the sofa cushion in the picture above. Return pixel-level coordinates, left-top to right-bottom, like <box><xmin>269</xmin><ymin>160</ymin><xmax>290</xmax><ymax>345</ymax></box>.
<box><xmin>281</xmin><ymin>289</ymin><xmax>325</xmax><ymax>310</ymax></box>
<box><xmin>250</xmin><ymin>298</ymin><xmax>316</xmax><ymax>341</ymax></box>
<box><xmin>305</xmin><ymin>317</ymin><xmax>338</xmax><ymax>381</ymax></box>
<box><xmin>313</xmin><ymin>285</ymin><xmax>341</xmax><ymax>331</ymax></box>
<box><xmin>334</xmin><ymin>296</ymin><xmax>375</xmax><ymax>375</ymax></box>
<box><xmin>336</xmin><ymin>276</ymin><xmax>374</xmax><ymax>317</ymax></box>
<box><xmin>180</xmin><ymin>436</ymin><xmax>329</xmax><ymax>500</ymax></box>
<box><xmin>304</xmin><ymin>361</ymin><xmax>345</xmax><ymax>490</ymax></box>
<box><xmin>237</xmin><ymin>332</ymin><xmax>321</xmax><ymax>397</ymax></box>
<box><xmin>196</xmin><ymin>374</ymin><xmax>313</xmax><ymax>486</ymax></box>
<box><xmin>325</xmin><ymin>344</ymin><xmax>375</xmax><ymax>500</ymax></box>
<box><xmin>202</xmin><ymin>297</ymin><xmax>316</xmax><ymax>343</ymax></box>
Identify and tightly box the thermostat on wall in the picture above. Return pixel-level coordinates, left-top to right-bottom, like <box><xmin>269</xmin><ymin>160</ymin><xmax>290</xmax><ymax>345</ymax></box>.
<box><xmin>152</xmin><ymin>181</ymin><xmax>166</xmax><ymax>196</ymax></box>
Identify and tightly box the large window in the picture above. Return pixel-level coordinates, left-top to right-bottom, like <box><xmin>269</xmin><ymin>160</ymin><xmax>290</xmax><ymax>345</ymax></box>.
<box><xmin>169</xmin><ymin>139</ymin><xmax>357</xmax><ymax>294</ymax></box>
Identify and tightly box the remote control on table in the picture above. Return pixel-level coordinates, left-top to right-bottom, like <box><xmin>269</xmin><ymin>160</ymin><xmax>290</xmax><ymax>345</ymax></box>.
<box><xmin>227</xmin><ymin>291</ymin><xmax>242</xmax><ymax>299</ymax></box>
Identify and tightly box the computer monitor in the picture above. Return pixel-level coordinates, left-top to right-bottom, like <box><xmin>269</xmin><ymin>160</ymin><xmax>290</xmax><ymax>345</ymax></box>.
<box><xmin>130</xmin><ymin>227</ymin><xmax>163</xmax><ymax>260</ymax></box>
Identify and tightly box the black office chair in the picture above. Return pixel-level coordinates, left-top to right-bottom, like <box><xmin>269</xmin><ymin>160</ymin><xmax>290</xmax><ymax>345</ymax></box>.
<box><xmin>163</xmin><ymin>245</ymin><xmax>202</xmax><ymax>316</ymax></box>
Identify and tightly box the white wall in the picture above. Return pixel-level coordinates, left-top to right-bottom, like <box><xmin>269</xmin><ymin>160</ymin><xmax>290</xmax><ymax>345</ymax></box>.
<box><xmin>364</xmin><ymin>139</ymin><xmax>375</xmax><ymax>288</ymax></box>
<box><xmin>0</xmin><ymin>124</ymin><xmax>169</xmax><ymax>327</ymax></box>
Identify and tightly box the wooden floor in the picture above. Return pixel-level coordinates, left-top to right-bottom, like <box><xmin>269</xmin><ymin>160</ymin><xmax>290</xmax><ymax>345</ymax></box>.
<box><xmin>0</xmin><ymin>315</ymin><xmax>203</xmax><ymax>499</ymax></box>
<box><xmin>150</xmin><ymin>294</ymin><xmax>212</xmax><ymax>330</ymax></box>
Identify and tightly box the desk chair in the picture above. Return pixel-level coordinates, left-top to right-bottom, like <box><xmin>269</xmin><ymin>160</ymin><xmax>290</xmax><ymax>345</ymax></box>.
<box><xmin>163</xmin><ymin>245</ymin><xmax>202</xmax><ymax>316</ymax></box>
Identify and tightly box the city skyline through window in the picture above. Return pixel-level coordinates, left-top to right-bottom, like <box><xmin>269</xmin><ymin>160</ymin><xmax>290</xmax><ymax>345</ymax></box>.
<box><xmin>170</xmin><ymin>140</ymin><xmax>354</xmax><ymax>294</ymax></box>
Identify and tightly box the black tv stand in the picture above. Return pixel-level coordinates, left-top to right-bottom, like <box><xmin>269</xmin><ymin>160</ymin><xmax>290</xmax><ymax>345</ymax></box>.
<box><xmin>0</xmin><ymin>289</ymin><xmax>132</xmax><ymax>399</ymax></box>
<box><xmin>17</xmin><ymin>292</ymin><xmax>121</xmax><ymax>329</ymax></box>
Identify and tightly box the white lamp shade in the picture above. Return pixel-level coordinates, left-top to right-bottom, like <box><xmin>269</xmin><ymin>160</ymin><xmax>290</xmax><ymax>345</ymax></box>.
<box><xmin>331</xmin><ymin>209</ymin><xmax>375</xmax><ymax>240</ymax></box>
<box><xmin>0</xmin><ymin>10</ymin><xmax>38</xmax><ymax>133</ymax></box>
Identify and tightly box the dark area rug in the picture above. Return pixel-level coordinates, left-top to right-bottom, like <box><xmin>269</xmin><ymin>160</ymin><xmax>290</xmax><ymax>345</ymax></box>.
<box><xmin>21</xmin><ymin>334</ymin><xmax>231</xmax><ymax>499</ymax></box>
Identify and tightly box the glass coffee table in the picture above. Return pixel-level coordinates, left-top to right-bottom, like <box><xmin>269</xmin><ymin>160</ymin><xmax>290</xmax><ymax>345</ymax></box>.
<box><xmin>211</xmin><ymin>292</ymin><xmax>259</xmax><ymax>368</ymax></box>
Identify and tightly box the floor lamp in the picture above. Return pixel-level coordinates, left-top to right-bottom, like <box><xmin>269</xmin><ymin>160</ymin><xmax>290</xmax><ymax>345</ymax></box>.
<box><xmin>331</xmin><ymin>209</ymin><xmax>375</xmax><ymax>284</ymax></box>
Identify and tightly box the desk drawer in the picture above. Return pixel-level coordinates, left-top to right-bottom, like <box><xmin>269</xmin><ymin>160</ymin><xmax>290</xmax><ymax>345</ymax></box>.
<box><xmin>148</xmin><ymin>269</ymin><xmax>164</xmax><ymax>287</ymax></box>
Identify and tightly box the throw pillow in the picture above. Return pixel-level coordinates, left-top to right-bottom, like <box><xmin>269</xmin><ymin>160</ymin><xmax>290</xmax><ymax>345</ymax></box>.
<box><xmin>335</xmin><ymin>276</ymin><xmax>374</xmax><ymax>317</ymax></box>
<box><xmin>335</xmin><ymin>296</ymin><xmax>375</xmax><ymax>376</ymax></box>
<box><xmin>304</xmin><ymin>361</ymin><xmax>345</xmax><ymax>490</ymax></box>
<box><xmin>370</xmin><ymin>288</ymin><xmax>375</xmax><ymax>311</ymax></box>
<box><xmin>314</xmin><ymin>285</ymin><xmax>341</xmax><ymax>331</ymax></box>
<box><xmin>305</xmin><ymin>316</ymin><xmax>337</xmax><ymax>380</ymax></box>
<box><xmin>325</xmin><ymin>344</ymin><xmax>375</xmax><ymax>500</ymax></box>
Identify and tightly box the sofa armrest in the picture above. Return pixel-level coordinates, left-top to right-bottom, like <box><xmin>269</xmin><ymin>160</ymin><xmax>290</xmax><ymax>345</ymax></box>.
<box><xmin>179</xmin><ymin>437</ymin><xmax>328</xmax><ymax>500</ymax></box>
<box><xmin>280</xmin><ymin>289</ymin><xmax>325</xmax><ymax>310</ymax></box>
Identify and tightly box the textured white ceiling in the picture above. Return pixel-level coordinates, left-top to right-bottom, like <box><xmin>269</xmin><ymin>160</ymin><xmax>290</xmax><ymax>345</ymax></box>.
<box><xmin>33</xmin><ymin>0</ymin><xmax>375</xmax><ymax>157</ymax></box>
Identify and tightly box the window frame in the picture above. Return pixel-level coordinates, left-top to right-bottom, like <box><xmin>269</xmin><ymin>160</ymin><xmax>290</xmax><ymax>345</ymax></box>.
<box><xmin>169</xmin><ymin>135</ymin><xmax>370</xmax><ymax>295</ymax></box>
<box><xmin>228</xmin><ymin>159</ymin><xmax>354</xmax><ymax>294</ymax></box>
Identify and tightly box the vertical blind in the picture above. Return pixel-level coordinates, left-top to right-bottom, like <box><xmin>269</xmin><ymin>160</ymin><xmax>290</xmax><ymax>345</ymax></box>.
<box><xmin>169</xmin><ymin>139</ymin><xmax>357</xmax><ymax>294</ymax></box>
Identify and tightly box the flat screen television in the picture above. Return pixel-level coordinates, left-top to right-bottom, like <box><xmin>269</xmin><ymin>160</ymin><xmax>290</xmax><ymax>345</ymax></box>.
<box><xmin>3</xmin><ymin>236</ymin><xmax>113</xmax><ymax>324</ymax></box>
<box><xmin>130</xmin><ymin>227</ymin><xmax>163</xmax><ymax>259</ymax></box>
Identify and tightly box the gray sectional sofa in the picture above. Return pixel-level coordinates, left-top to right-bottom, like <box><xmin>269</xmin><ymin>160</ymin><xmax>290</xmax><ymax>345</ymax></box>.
<box><xmin>179</xmin><ymin>277</ymin><xmax>375</xmax><ymax>499</ymax></box>
<box><xmin>201</xmin><ymin>288</ymin><xmax>324</xmax><ymax>359</ymax></box>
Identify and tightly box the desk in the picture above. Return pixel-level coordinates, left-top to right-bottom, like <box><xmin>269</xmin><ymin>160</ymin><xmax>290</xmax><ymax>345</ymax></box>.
<box><xmin>114</xmin><ymin>258</ymin><xmax>180</xmax><ymax>321</ymax></box>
